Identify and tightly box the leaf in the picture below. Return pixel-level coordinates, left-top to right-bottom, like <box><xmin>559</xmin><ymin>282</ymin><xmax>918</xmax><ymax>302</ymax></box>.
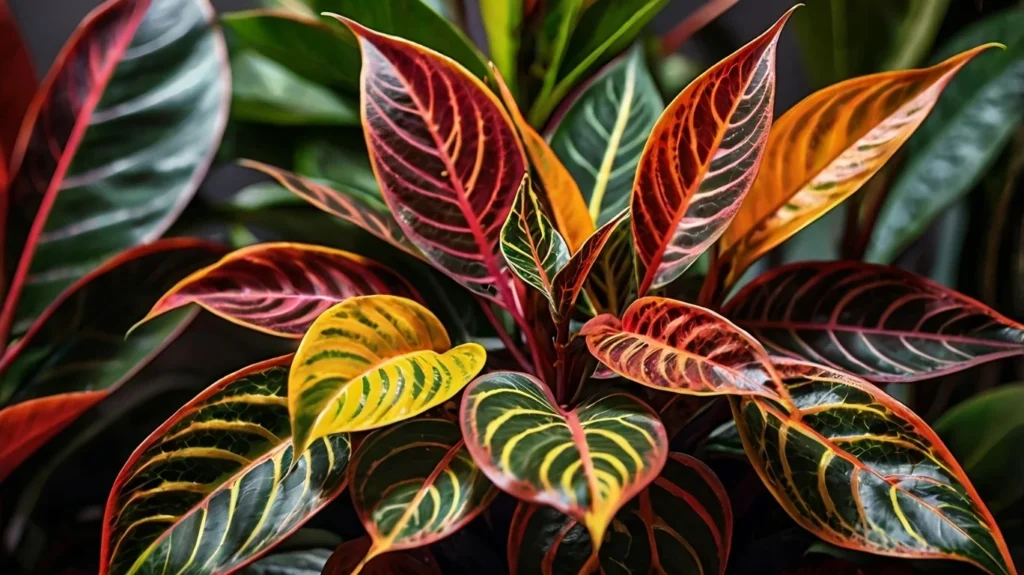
<box><xmin>718</xmin><ymin>45</ymin><xmax>996</xmax><ymax>289</ymax></box>
<box><xmin>508</xmin><ymin>453</ymin><xmax>732</xmax><ymax>575</ymax></box>
<box><xmin>230</xmin><ymin>51</ymin><xmax>359</xmax><ymax>125</ymax></box>
<box><xmin>289</xmin><ymin>295</ymin><xmax>486</xmax><ymax>456</ymax></box>
<box><xmin>581</xmin><ymin>296</ymin><xmax>782</xmax><ymax>398</ymax></box>
<box><xmin>549</xmin><ymin>45</ymin><xmax>664</xmax><ymax>226</ymax></box>
<box><xmin>581</xmin><ymin>214</ymin><xmax>634</xmax><ymax>316</ymax></box>
<box><xmin>723</xmin><ymin>261</ymin><xmax>1024</xmax><ymax>382</ymax></box>
<box><xmin>342</xmin><ymin>18</ymin><xmax>527</xmax><ymax>308</ymax></box>
<box><xmin>139</xmin><ymin>242</ymin><xmax>421</xmax><ymax>338</ymax></box>
<box><xmin>935</xmin><ymin>384</ymin><xmax>1024</xmax><ymax>514</ymax></box>
<box><xmin>631</xmin><ymin>9</ymin><xmax>789</xmax><ymax>296</ymax></box>
<box><xmin>100</xmin><ymin>356</ymin><xmax>353</xmax><ymax>575</ymax></box>
<box><xmin>323</xmin><ymin>538</ymin><xmax>443</xmax><ymax>575</ymax></box>
<box><xmin>241</xmin><ymin>548</ymin><xmax>333</xmax><ymax>575</ymax></box>
<box><xmin>865</xmin><ymin>12</ymin><xmax>1024</xmax><ymax>263</ymax></box>
<box><xmin>500</xmin><ymin>175</ymin><xmax>570</xmax><ymax>303</ymax></box>
<box><xmin>348</xmin><ymin>418</ymin><xmax>497</xmax><ymax>569</ymax></box>
<box><xmin>732</xmin><ymin>358</ymin><xmax>1016</xmax><ymax>575</ymax></box>
<box><xmin>0</xmin><ymin>239</ymin><xmax>224</xmax><ymax>483</ymax></box>
<box><xmin>1</xmin><ymin>0</ymin><xmax>229</xmax><ymax>340</ymax></box>
<box><xmin>0</xmin><ymin>0</ymin><xmax>35</xmax><ymax>176</ymax></box>
<box><xmin>550</xmin><ymin>212</ymin><xmax>626</xmax><ymax>321</ymax></box>
<box><xmin>479</xmin><ymin>0</ymin><xmax>522</xmax><ymax>98</ymax></box>
<box><xmin>459</xmin><ymin>371</ymin><xmax>668</xmax><ymax>551</ymax></box>
<box><xmin>657</xmin><ymin>0</ymin><xmax>740</xmax><ymax>56</ymax></box>
<box><xmin>293</xmin><ymin>139</ymin><xmax>380</xmax><ymax>200</ymax></box>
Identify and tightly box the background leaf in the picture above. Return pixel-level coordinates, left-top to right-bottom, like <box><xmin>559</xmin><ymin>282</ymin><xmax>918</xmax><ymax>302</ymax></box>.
<box><xmin>241</xmin><ymin>548</ymin><xmax>333</xmax><ymax>574</ymax></box>
<box><xmin>500</xmin><ymin>176</ymin><xmax>570</xmax><ymax>303</ymax></box>
<box><xmin>0</xmin><ymin>0</ymin><xmax>36</xmax><ymax>178</ymax></box>
<box><xmin>229</xmin><ymin>51</ymin><xmax>359</xmax><ymax>125</ymax></box>
<box><xmin>479</xmin><ymin>0</ymin><xmax>522</xmax><ymax>98</ymax></box>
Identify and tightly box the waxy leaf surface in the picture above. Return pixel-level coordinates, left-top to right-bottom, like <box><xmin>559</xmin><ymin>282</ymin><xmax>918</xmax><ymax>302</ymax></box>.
<box><xmin>140</xmin><ymin>243</ymin><xmax>420</xmax><ymax>338</ymax></box>
<box><xmin>508</xmin><ymin>453</ymin><xmax>732</xmax><ymax>575</ymax></box>
<box><xmin>289</xmin><ymin>295</ymin><xmax>485</xmax><ymax>456</ymax></box>
<box><xmin>732</xmin><ymin>359</ymin><xmax>1016</xmax><ymax>575</ymax></box>
<box><xmin>100</xmin><ymin>357</ymin><xmax>353</xmax><ymax>575</ymax></box>
<box><xmin>500</xmin><ymin>176</ymin><xmax>570</xmax><ymax>303</ymax></box>
<box><xmin>460</xmin><ymin>371</ymin><xmax>668</xmax><ymax>549</ymax></box>
<box><xmin>631</xmin><ymin>10</ymin><xmax>787</xmax><ymax>295</ymax></box>
<box><xmin>550</xmin><ymin>212</ymin><xmax>626</xmax><ymax>321</ymax></box>
<box><xmin>582</xmin><ymin>297</ymin><xmax>782</xmax><ymax>398</ymax></box>
<box><xmin>723</xmin><ymin>261</ymin><xmax>1024</xmax><ymax>382</ymax></box>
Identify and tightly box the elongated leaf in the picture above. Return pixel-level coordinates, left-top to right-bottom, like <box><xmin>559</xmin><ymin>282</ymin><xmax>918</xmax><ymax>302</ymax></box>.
<box><xmin>349</xmin><ymin>418</ymin><xmax>497</xmax><ymax>569</ymax></box>
<box><xmin>294</xmin><ymin>139</ymin><xmax>380</xmax><ymax>200</ymax></box>
<box><xmin>529</xmin><ymin>0</ymin><xmax>584</xmax><ymax>125</ymax></box>
<box><xmin>508</xmin><ymin>453</ymin><xmax>731</xmax><ymax>575</ymax></box>
<box><xmin>723</xmin><ymin>261</ymin><xmax>1024</xmax><ymax>382</ymax></box>
<box><xmin>139</xmin><ymin>243</ymin><xmax>419</xmax><ymax>338</ymax></box>
<box><xmin>582</xmin><ymin>214</ymin><xmax>634</xmax><ymax>316</ymax></box>
<box><xmin>323</xmin><ymin>538</ymin><xmax>442</xmax><ymax>575</ymax></box>
<box><xmin>718</xmin><ymin>46</ymin><xmax>995</xmax><ymax>289</ymax></box>
<box><xmin>480</xmin><ymin>0</ymin><xmax>522</xmax><ymax>98</ymax></box>
<box><xmin>100</xmin><ymin>357</ymin><xmax>352</xmax><ymax>575</ymax></box>
<box><xmin>549</xmin><ymin>45</ymin><xmax>664</xmax><ymax>226</ymax></box>
<box><xmin>289</xmin><ymin>295</ymin><xmax>485</xmax><ymax>456</ymax></box>
<box><xmin>501</xmin><ymin>176</ymin><xmax>570</xmax><ymax>303</ymax></box>
<box><xmin>581</xmin><ymin>297</ymin><xmax>782</xmax><ymax>398</ymax></box>
<box><xmin>460</xmin><ymin>371</ymin><xmax>668</xmax><ymax>551</ymax></box>
<box><xmin>230</xmin><ymin>51</ymin><xmax>359</xmax><ymax>125</ymax></box>
<box><xmin>1</xmin><ymin>0</ymin><xmax>229</xmax><ymax>340</ymax></box>
<box><xmin>631</xmin><ymin>10</ymin><xmax>788</xmax><ymax>296</ymax></box>
<box><xmin>550</xmin><ymin>212</ymin><xmax>625</xmax><ymax>321</ymax></box>
<box><xmin>242</xmin><ymin>549</ymin><xmax>332</xmax><ymax>575</ymax></box>
<box><xmin>344</xmin><ymin>19</ymin><xmax>526</xmax><ymax>308</ymax></box>
<box><xmin>0</xmin><ymin>0</ymin><xmax>35</xmax><ymax>177</ymax></box>
<box><xmin>732</xmin><ymin>359</ymin><xmax>1016</xmax><ymax>575</ymax></box>
<box><xmin>866</xmin><ymin>13</ymin><xmax>1024</xmax><ymax>263</ymax></box>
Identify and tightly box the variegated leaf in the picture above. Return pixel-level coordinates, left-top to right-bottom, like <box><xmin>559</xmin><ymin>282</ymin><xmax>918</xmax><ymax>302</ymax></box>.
<box><xmin>500</xmin><ymin>175</ymin><xmax>570</xmax><ymax>303</ymax></box>
<box><xmin>323</xmin><ymin>537</ymin><xmax>442</xmax><ymax>575</ymax></box>
<box><xmin>581</xmin><ymin>213</ymin><xmax>634</xmax><ymax>316</ymax></box>
<box><xmin>551</xmin><ymin>211</ymin><xmax>626</xmax><ymax>321</ymax></box>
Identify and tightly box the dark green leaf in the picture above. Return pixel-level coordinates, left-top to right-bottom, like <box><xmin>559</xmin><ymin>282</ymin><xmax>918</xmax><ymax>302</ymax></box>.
<box><xmin>241</xmin><ymin>548</ymin><xmax>333</xmax><ymax>574</ymax></box>
<box><xmin>230</xmin><ymin>51</ymin><xmax>360</xmax><ymax>125</ymax></box>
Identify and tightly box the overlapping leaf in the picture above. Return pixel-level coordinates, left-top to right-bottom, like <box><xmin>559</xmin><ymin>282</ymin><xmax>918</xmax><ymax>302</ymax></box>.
<box><xmin>138</xmin><ymin>243</ymin><xmax>420</xmax><ymax>338</ymax></box>
<box><xmin>581</xmin><ymin>297</ymin><xmax>782</xmax><ymax>398</ymax></box>
<box><xmin>508</xmin><ymin>453</ymin><xmax>732</xmax><ymax>575</ymax></box>
<box><xmin>323</xmin><ymin>537</ymin><xmax>442</xmax><ymax>575</ymax></box>
<box><xmin>289</xmin><ymin>295</ymin><xmax>486</xmax><ymax>456</ymax></box>
<box><xmin>100</xmin><ymin>357</ymin><xmax>353</xmax><ymax>575</ymax></box>
<box><xmin>480</xmin><ymin>0</ymin><xmax>523</xmax><ymax>98</ymax></box>
<box><xmin>732</xmin><ymin>359</ymin><xmax>1016</xmax><ymax>575</ymax></box>
<box><xmin>230</xmin><ymin>51</ymin><xmax>359</xmax><ymax>125</ymax></box>
<box><xmin>550</xmin><ymin>212</ymin><xmax>625</xmax><ymax>321</ymax></box>
<box><xmin>719</xmin><ymin>45</ymin><xmax>995</xmax><ymax>288</ymax></box>
<box><xmin>348</xmin><ymin>418</ymin><xmax>497</xmax><ymax>570</ymax></box>
<box><xmin>723</xmin><ymin>261</ymin><xmax>1024</xmax><ymax>382</ymax></box>
<box><xmin>243</xmin><ymin>548</ymin><xmax>333</xmax><ymax>575</ymax></box>
<box><xmin>460</xmin><ymin>371</ymin><xmax>668</xmax><ymax>551</ymax></box>
<box><xmin>500</xmin><ymin>176</ymin><xmax>570</xmax><ymax>303</ymax></box>
<box><xmin>631</xmin><ymin>10</ymin><xmax>789</xmax><ymax>295</ymax></box>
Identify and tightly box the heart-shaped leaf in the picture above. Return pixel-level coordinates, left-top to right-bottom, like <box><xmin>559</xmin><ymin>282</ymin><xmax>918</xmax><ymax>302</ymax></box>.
<box><xmin>581</xmin><ymin>297</ymin><xmax>782</xmax><ymax>398</ymax></box>
<box><xmin>348</xmin><ymin>418</ymin><xmax>497</xmax><ymax>569</ymax></box>
<box><xmin>508</xmin><ymin>453</ymin><xmax>732</xmax><ymax>575</ymax></box>
<box><xmin>0</xmin><ymin>0</ymin><xmax>35</xmax><ymax>178</ymax></box>
<box><xmin>732</xmin><ymin>358</ymin><xmax>1016</xmax><ymax>575</ymax></box>
<box><xmin>460</xmin><ymin>371</ymin><xmax>668</xmax><ymax>552</ymax></box>
<box><xmin>322</xmin><ymin>537</ymin><xmax>443</xmax><ymax>575</ymax></box>
<box><xmin>289</xmin><ymin>295</ymin><xmax>486</xmax><ymax>456</ymax></box>
<box><xmin>500</xmin><ymin>175</ymin><xmax>570</xmax><ymax>304</ymax></box>
<box><xmin>631</xmin><ymin>9</ymin><xmax>790</xmax><ymax>295</ymax></box>
<box><xmin>100</xmin><ymin>356</ymin><xmax>352</xmax><ymax>575</ymax></box>
<box><xmin>723</xmin><ymin>261</ymin><xmax>1024</xmax><ymax>382</ymax></box>
<box><xmin>718</xmin><ymin>45</ymin><xmax>996</xmax><ymax>289</ymax></box>
<box><xmin>138</xmin><ymin>243</ymin><xmax>420</xmax><ymax>338</ymax></box>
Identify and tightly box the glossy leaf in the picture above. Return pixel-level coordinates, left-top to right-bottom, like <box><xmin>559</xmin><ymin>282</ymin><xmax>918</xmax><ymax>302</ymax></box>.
<box><xmin>323</xmin><ymin>538</ymin><xmax>442</xmax><ymax>575</ymax></box>
<box><xmin>230</xmin><ymin>51</ymin><xmax>359</xmax><ymax>125</ymax></box>
<box><xmin>349</xmin><ymin>418</ymin><xmax>497</xmax><ymax>569</ymax></box>
<box><xmin>460</xmin><ymin>371</ymin><xmax>668</xmax><ymax>550</ymax></box>
<box><xmin>866</xmin><ymin>12</ymin><xmax>1024</xmax><ymax>263</ymax></box>
<box><xmin>289</xmin><ymin>295</ymin><xmax>486</xmax><ymax>456</ymax></box>
<box><xmin>719</xmin><ymin>45</ymin><xmax>995</xmax><ymax>288</ymax></box>
<box><xmin>241</xmin><ymin>549</ymin><xmax>333</xmax><ymax>575</ymax></box>
<box><xmin>732</xmin><ymin>359</ymin><xmax>1016</xmax><ymax>575</ymax></box>
<box><xmin>480</xmin><ymin>0</ymin><xmax>522</xmax><ymax>98</ymax></box>
<box><xmin>501</xmin><ymin>175</ymin><xmax>570</xmax><ymax>303</ymax></box>
<box><xmin>344</xmin><ymin>19</ymin><xmax>527</xmax><ymax>307</ymax></box>
<box><xmin>581</xmin><ymin>297</ymin><xmax>782</xmax><ymax>398</ymax></box>
<box><xmin>139</xmin><ymin>243</ymin><xmax>419</xmax><ymax>337</ymax></box>
<box><xmin>0</xmin><ymin>0</ymin><xmax>35</xmax><ymax>176</ymax></box>
<box><xmin>723</xmin><ymin>261</ymin><xmax>1024</xmax><ymax>382</ymax></box>
<box><xmin>631</xmin><ymin>10</ymin><xmax>788</xmax><ymax>296</ymax></box>
<box><xmin>550</xmin><ymin>212</ymin><xmax>626</xmax><ymax>321</ymax></box>
<box><xmin>1</xmin><ymin>0</ymin><xmax>229</xmax><ymax>339</ymax></box>
<box><xmin>508</xmin><ymin>453</ymin><xmax>732</xmax><ymax>575</ymax></box>
<box><xmin>549</xmin><ymin>45</ymin><xmax>664</xmax><ymax>226</ymax></box>
<box><xmin>581</xmin><ymin>214</ymin><xmax>634</xmax><ymax>316</ymax></box>
<box><xmin>100</xmin><ymin>357</ymin><xmax>352</xmax><ymax>575</ymax></box>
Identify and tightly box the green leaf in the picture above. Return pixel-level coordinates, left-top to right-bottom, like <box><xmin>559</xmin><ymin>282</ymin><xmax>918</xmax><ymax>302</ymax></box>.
<box><xmin>241</xmin><ymin>548</ymin><xmax>333</xmax><ymax>574</ymax></box>
<box><xmin>231</xmin><ymin>51</ymin><xmax>360</xmax><ymax>125</ymax></box>
<box><xmin>219</xmin><ymin>182</ymin><xmax>307</xmax><ymax>212</ymax></box>
<box><xmin>479</xmin><ymin>0</ymin><xmax>522</xmax><ymax>98</ymax></box>
<box><xmin>323</xmin><ymin>538</ymin><xmax>443</xmax><ymax>574</ymax></box>
<box><xmin>500</xmin><ymin>175</ymin><xmax>570</xmax><ymax>303</ymax></box>
<box><xmin>549</xmin><ymin>45</ymin><xmax>664</xmax><ymax>226</ymax></box>
<box><xmin>294</xmin><ymin>138</ymin><xmax>381</xmax><ymax>201</ymax></box>
<box><xmin>865</xmin><ymin>10</ymin><xmax>1024</xmax><ymax>263</ymax></box>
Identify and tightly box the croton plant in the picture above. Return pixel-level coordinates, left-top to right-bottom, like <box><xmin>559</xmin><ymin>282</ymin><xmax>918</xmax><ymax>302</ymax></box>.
<box><xmin>2</xmin><ymin>0</ymin><xmax>1024</xmax><ymax>574</ymax></box>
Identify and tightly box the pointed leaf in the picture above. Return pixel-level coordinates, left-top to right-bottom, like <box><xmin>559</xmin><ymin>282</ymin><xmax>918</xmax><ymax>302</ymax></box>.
<box><xmin>581</xmin><ymin>214</ymin><xmax>634</xmax><ymax>316</ymax></box>
<box><xmin>343</xmin><ymin>18</ymin><xmax>527</xmax><ymax>308</ymax></box>
<box><xmin>719</xmin><ymin>45</ymin><xmax>996</xmax><ymax>288</ymax></box>
<box><xmin>549</xmin><ymin>45</ymin><xmax>664</xmax><ymax>226</ymax></box>
<box><xmin>0</xmin><ymin>0</ymin><xmax>35</xmax><ymax>177</ymax></box>
<box><xmin>460</xmin><ymin>371</ymin><xmax>668</xmax><ymax>550</ymax></box>
<box><xmin>289</xmin><ymin>295</ymin><xmax>486</xmax><ymax>456</ymax></box>
<box><xmin>723</xmin><ymin>261</ymin><xmax>1024</xmax><ymax>382</ymax></box>
<box><xmin>732</xmin><ymin>359</ymin><xmax>1016</xmax><ymax>575</ymax></box>
<box><xmin>100</xmin><ymin>357</ymin><xmax>353</xmax><ymax>575</ymax></box>
<box><xmin>349</xmin><ymin>418</ymin><xmax>497</xmax><ymax>568</ymax></box>
<box><xmin>323</xmin><ymin>537</ymin><xmax>442</xmax><ymax>575</ymax></box>
<box><xmin>508</xmin><ymin>453</ymin><xmax>731</xmax><ymax>575</ymax></box>
<box><xmin>500</xmin><ymin>175</ymin><xmax>570</xmax><ymax>303</ymax></box>
<box><xmin>581</xmin><ymin>297</ymin><xmax>783</xmax><ymax>398</ymax></box>
<box><xmin>139</xmin><ymin>243</ymin><xmax>420</xmax><ymax>338</ymax></box>
<box><xmin>631</xmin><ymin>10</ymin><xmax>789</xmax><ymax>295</ymax></box>
<box><xmin>551</xmin><ymin>211</ymin><xmax>626</xmax><ymax>321</ymax></box>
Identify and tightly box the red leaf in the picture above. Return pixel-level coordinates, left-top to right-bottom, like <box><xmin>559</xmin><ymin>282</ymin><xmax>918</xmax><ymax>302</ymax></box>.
<box><xmin>0</xmin><ymin>0</ymin><xmax>36</xmax><ymax>179</ymax></box>
<box><xmin>323</xmin><ymin>537</ymin><xmax>442</xmax><ymax>575</ymax></box>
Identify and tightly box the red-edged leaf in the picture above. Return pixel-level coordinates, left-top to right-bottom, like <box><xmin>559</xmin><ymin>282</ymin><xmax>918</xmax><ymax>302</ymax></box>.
<box><xmin>723</xmin><ymin>261</ymin><xmax>1024</xmax><ymax>382</ymax></box>
<box><xmin>581</xmin><ymin>296</ymin><xmax>783</xmax><ymax>398</ymax></box>
<box><xmin>0</xmin><ymin>0</ymin><xmax>36</xmax><ymax>178</ymax></box>
<box><xmin>0</xmin><ymin>391</ymin><xmax>105</xmax><ymax>483</ymax></box>
<box><xmin>340</xmin><ymin>16</ymin><xmax>527</xmax><ymax>309</ymax></box>
<box><xmin>500</xmin><ymin>174</ymin><xmax>570</xmax><ymax>304</ymax></box>
<box><xmin>631</xmin><ymin>8</ymin><xmax>792</xmax><ymax>296</ymax></box>
<box><xmin>551</xmin><ymin>212</ymin><xmax>626</xmax><ymax>321</ymax></box>
<box><xmin>137</xmin><ymin>242</ymin><xmax>420</xmax><ymax>338</ymax></box>
<box><xmin>323</xmin><ymin>538</ymin><xmax>442</xmax><ymax>575</ymax></box>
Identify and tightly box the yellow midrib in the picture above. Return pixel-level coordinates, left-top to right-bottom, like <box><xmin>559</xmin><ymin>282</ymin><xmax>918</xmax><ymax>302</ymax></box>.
<box><xmin>589</xmin><ymin>58</ymin><xmax>638</xmax><ymax>223</ymax></box>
